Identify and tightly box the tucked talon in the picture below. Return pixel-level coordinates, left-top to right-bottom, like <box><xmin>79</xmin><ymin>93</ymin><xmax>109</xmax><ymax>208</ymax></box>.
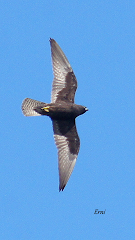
<box><xmin>41</xmin><ymin>106</ymin><xmax>50</xmax><ymax>112</ymax></box>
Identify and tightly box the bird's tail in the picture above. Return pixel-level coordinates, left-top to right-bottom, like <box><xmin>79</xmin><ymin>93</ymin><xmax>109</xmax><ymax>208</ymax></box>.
<box><xmin>21</xmin><ymin>98</ymin><xmax>46</xmax><ymax>116</ymax></box>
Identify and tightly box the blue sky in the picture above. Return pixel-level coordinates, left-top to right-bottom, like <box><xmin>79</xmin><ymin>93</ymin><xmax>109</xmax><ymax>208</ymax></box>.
<box><xmin>1</xmin><ymin>1</ymin><xmax>135</xmax><ymax>239</ymax></box>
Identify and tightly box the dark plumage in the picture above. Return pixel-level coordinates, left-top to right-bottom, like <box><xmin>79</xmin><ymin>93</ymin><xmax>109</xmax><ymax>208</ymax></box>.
<box><xmin>22</xmin><ymin>38</ymin><xmax>88</xmax><ymax>191</ymax></box>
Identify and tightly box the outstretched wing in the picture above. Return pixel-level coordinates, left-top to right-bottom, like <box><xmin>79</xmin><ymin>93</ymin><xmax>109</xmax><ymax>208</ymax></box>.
<box><xmin>52</xmin><ymin>119</ymin><xmax>80</xmax><ymax>191</ymax></box>
<box><xmin>50</xmin><ymin>38</ymin><xmax>77</xmax><ymax>104</ymax></box>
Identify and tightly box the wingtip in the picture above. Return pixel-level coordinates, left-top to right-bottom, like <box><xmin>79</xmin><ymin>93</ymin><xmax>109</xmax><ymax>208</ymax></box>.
<box><xmin>50</xmin><ymin>38</ymin><xmax>58</xmax><ymax>48</ymax></box>
<box><xmin>49</xmin><ymin>38</ymin><xmax>55</xmax><ymax>44</ymax></box>
<box><xmin>59</xmin><ymin>184</ymin><xmax>66</xmax><ymax>192</ymax></box>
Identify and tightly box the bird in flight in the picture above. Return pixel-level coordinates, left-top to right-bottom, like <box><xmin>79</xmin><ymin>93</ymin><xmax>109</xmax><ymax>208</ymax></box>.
<box><xmin>22</xmin><ymin>38</ymin><xmax>88</xmax><ymax>191</ymax></box>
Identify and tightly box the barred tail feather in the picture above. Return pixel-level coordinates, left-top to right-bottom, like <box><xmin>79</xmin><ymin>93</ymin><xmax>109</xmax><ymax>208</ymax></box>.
<box><xmin>21</xmin><ymin>98</ymin><xmax>46</xmax><ymax>116</ymax></box>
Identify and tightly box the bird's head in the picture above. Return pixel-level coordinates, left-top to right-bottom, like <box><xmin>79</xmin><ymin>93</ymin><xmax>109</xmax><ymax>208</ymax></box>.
<box><xmin>74</xmin><ymin>105</ymin><xmax>88</xmax><ymax>117</ymax></box>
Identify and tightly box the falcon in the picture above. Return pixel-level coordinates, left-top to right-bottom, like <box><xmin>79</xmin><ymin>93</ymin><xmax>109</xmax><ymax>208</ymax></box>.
<box><xmin>22</xmin><ymin>38</ymin><xmax>88</xmax><ymax>191</ymax></box>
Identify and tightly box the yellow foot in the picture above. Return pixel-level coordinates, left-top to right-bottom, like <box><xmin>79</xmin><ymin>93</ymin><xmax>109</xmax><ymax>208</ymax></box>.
<box><xmin>41</xmin><ymin>106</ymin><xmax>50</xmax><ymax>112</ymax></box>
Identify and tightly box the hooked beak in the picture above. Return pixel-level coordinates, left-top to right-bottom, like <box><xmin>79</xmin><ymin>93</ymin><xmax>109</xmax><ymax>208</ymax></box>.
<box><xmin>85</xmin><ymin>107</ymin><xmax>88</xmax><ymax>111</ymax></box>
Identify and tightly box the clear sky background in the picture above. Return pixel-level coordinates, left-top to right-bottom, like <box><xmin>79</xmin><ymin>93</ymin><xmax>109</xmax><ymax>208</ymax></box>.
<box><xmin>1</xmin><ymin>1</ymin><xmax>135</xmax><ymax>239</ymax></box>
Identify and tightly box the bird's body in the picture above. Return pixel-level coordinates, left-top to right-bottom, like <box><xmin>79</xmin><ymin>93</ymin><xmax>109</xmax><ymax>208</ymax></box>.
<box><xmin>22</xmin><ymin>38</ymin><xmax>88</xmax><ymax>191</ymax></box>
<box><xmin>23</xmin><ymin>98</ymin><xmax>86</xmax><ymax>119</ymax></box>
